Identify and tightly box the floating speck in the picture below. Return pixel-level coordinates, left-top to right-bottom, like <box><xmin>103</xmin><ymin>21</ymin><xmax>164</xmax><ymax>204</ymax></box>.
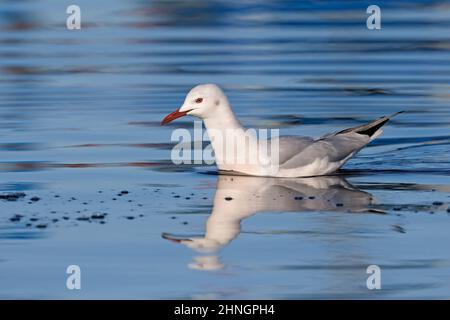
<box><xmin>91</xmin><ymin>213</ymin><xmax>106</xmax><ymax>220</ymax></box>
<box><xmin>0</xmin><ymin>192</ymin><xmax>26</xmax><ymax>202</ymax></box>
<box><xmin>392</xmin><ymin>225</ymin><xmax>406</xmax><ymax>234</ymax></box>
<box><xmin>9</xmin><ymin>214</ymin><xmax>23</xmax><ymax>222</ymax></box>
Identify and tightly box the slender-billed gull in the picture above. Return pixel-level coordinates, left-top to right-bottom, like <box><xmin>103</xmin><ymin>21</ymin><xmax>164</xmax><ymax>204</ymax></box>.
<box><xmin>162</xmin><ymin>84</ymin><xmax>402</xmax><ymax>178</ymax></box>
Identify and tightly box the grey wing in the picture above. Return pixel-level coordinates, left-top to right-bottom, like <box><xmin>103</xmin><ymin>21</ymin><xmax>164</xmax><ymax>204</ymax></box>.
<box><xmin>269</xmin><ymin>136</ymin><xmax>315</xmax><ymax>165</ymax></box>
<box><xmin>274</xmin><ymin>111</ymin><xmax>402</xmax><ymax>169</ymax></box>
<box><xmin>275</xmin><ymin>133</ymin><xmax>370</xmax><ymax>170</ymax></box>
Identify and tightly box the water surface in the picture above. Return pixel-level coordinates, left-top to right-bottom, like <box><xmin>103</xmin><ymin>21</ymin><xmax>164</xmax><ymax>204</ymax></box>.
<box><xmin>0</xmin><ymin>0</ymin><xmax>449</xmax><ymax>299</ymax></box>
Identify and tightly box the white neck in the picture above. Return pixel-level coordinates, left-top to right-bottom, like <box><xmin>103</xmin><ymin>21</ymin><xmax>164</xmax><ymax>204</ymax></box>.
<box><xmin>202</xmin><ymin>103</ymin><xmax>242</xmax><ymax>132</ymax></box>
<box><xmin>203</xmin><ymin>104</ymin><xmax>244</xmax><ymax>170</ymax></box>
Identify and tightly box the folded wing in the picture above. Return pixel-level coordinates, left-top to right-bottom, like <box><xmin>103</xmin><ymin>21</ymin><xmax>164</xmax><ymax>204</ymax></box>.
<box><xmin>274</xmin><ymin>111</ymin><xmax>402</xmax><ymax>169</ymax></box>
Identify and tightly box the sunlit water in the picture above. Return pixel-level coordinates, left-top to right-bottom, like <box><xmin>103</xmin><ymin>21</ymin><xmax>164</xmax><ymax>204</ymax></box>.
<box><xmin>0</xmin><ymin>0</ymin><xmax>449</xmax><ymax>299</ymax></box>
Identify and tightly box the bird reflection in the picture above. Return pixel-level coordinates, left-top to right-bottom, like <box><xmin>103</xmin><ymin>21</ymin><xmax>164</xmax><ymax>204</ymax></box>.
<box><xmin>162</xmin><ymin>174</ymin><xmax>377</xmax><ymax>271</ymax></box>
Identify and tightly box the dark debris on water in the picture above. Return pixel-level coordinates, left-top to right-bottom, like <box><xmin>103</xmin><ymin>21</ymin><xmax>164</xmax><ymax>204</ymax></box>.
<box><xmin>0</xmin><ymin>192</ymin><xmax>26</xmax><ymax>202</ymax></box>
<box><xmin>91</xmin><ymin>213</ymin><xmax>107</xmax><ymax>220</ymax></box>
<box><xmin>9</xmin><ymin>214</ymin><xmax>23</xmax><ymax>222</ymax></box>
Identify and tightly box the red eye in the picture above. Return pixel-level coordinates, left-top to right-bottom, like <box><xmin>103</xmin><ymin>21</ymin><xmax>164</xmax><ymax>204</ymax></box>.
<box><xmin>195</xmin><ymin>97</ymin><xmax>203</xmax><ymax>103</ymax></box>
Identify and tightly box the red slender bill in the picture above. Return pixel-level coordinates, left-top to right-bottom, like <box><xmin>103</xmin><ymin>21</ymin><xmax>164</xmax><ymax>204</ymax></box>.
<box><xmin>161</xmin><ymin>109</ymin><xmax>189</xmax><ymax>125</ymax></box>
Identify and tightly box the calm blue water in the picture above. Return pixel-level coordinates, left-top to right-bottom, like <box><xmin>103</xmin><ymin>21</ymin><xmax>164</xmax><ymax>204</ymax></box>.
<box><xmin>0</xmin><ymin>0</ymin><xmax>449</xmax><ymax>299</ymax></box>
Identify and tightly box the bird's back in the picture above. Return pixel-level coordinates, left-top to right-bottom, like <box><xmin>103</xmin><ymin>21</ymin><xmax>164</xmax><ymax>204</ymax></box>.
<box><xmin>267</xmin><ymin>112</ymin><xmax>402</xmax><ymax>177</ymax></box>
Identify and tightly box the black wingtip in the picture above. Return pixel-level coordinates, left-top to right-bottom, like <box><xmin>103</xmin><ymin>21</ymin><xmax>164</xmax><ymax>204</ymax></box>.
<box><xmin>332</xmin><ymin>110</ymin><xmax>405</xmax><ymax>138</ymax></box>
<box><xmin>357</xmin><ymin>111</ymin><xmax>404</xmax><ymax>137</ymax></box>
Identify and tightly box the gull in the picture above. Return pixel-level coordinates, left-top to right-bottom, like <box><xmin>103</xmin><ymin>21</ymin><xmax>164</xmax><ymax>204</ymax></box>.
<box><xmin>162</xmin><ymin>174</ymin><xmax>378</xmax><ymax>270</ymax></box>
<box><xmin>162</xmin><ymin>84</ymin><xmax>402</xmax><ymax>178</ymax></box>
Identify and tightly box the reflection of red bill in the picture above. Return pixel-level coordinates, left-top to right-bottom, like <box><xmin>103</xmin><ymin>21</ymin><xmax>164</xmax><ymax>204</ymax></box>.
<box><xmin>161</xmin><ymin>232</ymin><xmax>192</xmax><ymax>243</ymax></box>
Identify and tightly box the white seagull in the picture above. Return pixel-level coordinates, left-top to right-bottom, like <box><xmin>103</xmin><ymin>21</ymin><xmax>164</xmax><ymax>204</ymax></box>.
<box><xmin>162</xmin><ymin>84</ymin><xmax>402</xmax><ymax>178</ymax></box>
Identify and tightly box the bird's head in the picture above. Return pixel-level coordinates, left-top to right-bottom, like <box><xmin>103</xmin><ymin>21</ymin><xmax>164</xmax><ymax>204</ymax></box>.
<box><xmin>161</xmin><ymin>84</ymin><xmax>227</xmax><ymax>125</ymax></box>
